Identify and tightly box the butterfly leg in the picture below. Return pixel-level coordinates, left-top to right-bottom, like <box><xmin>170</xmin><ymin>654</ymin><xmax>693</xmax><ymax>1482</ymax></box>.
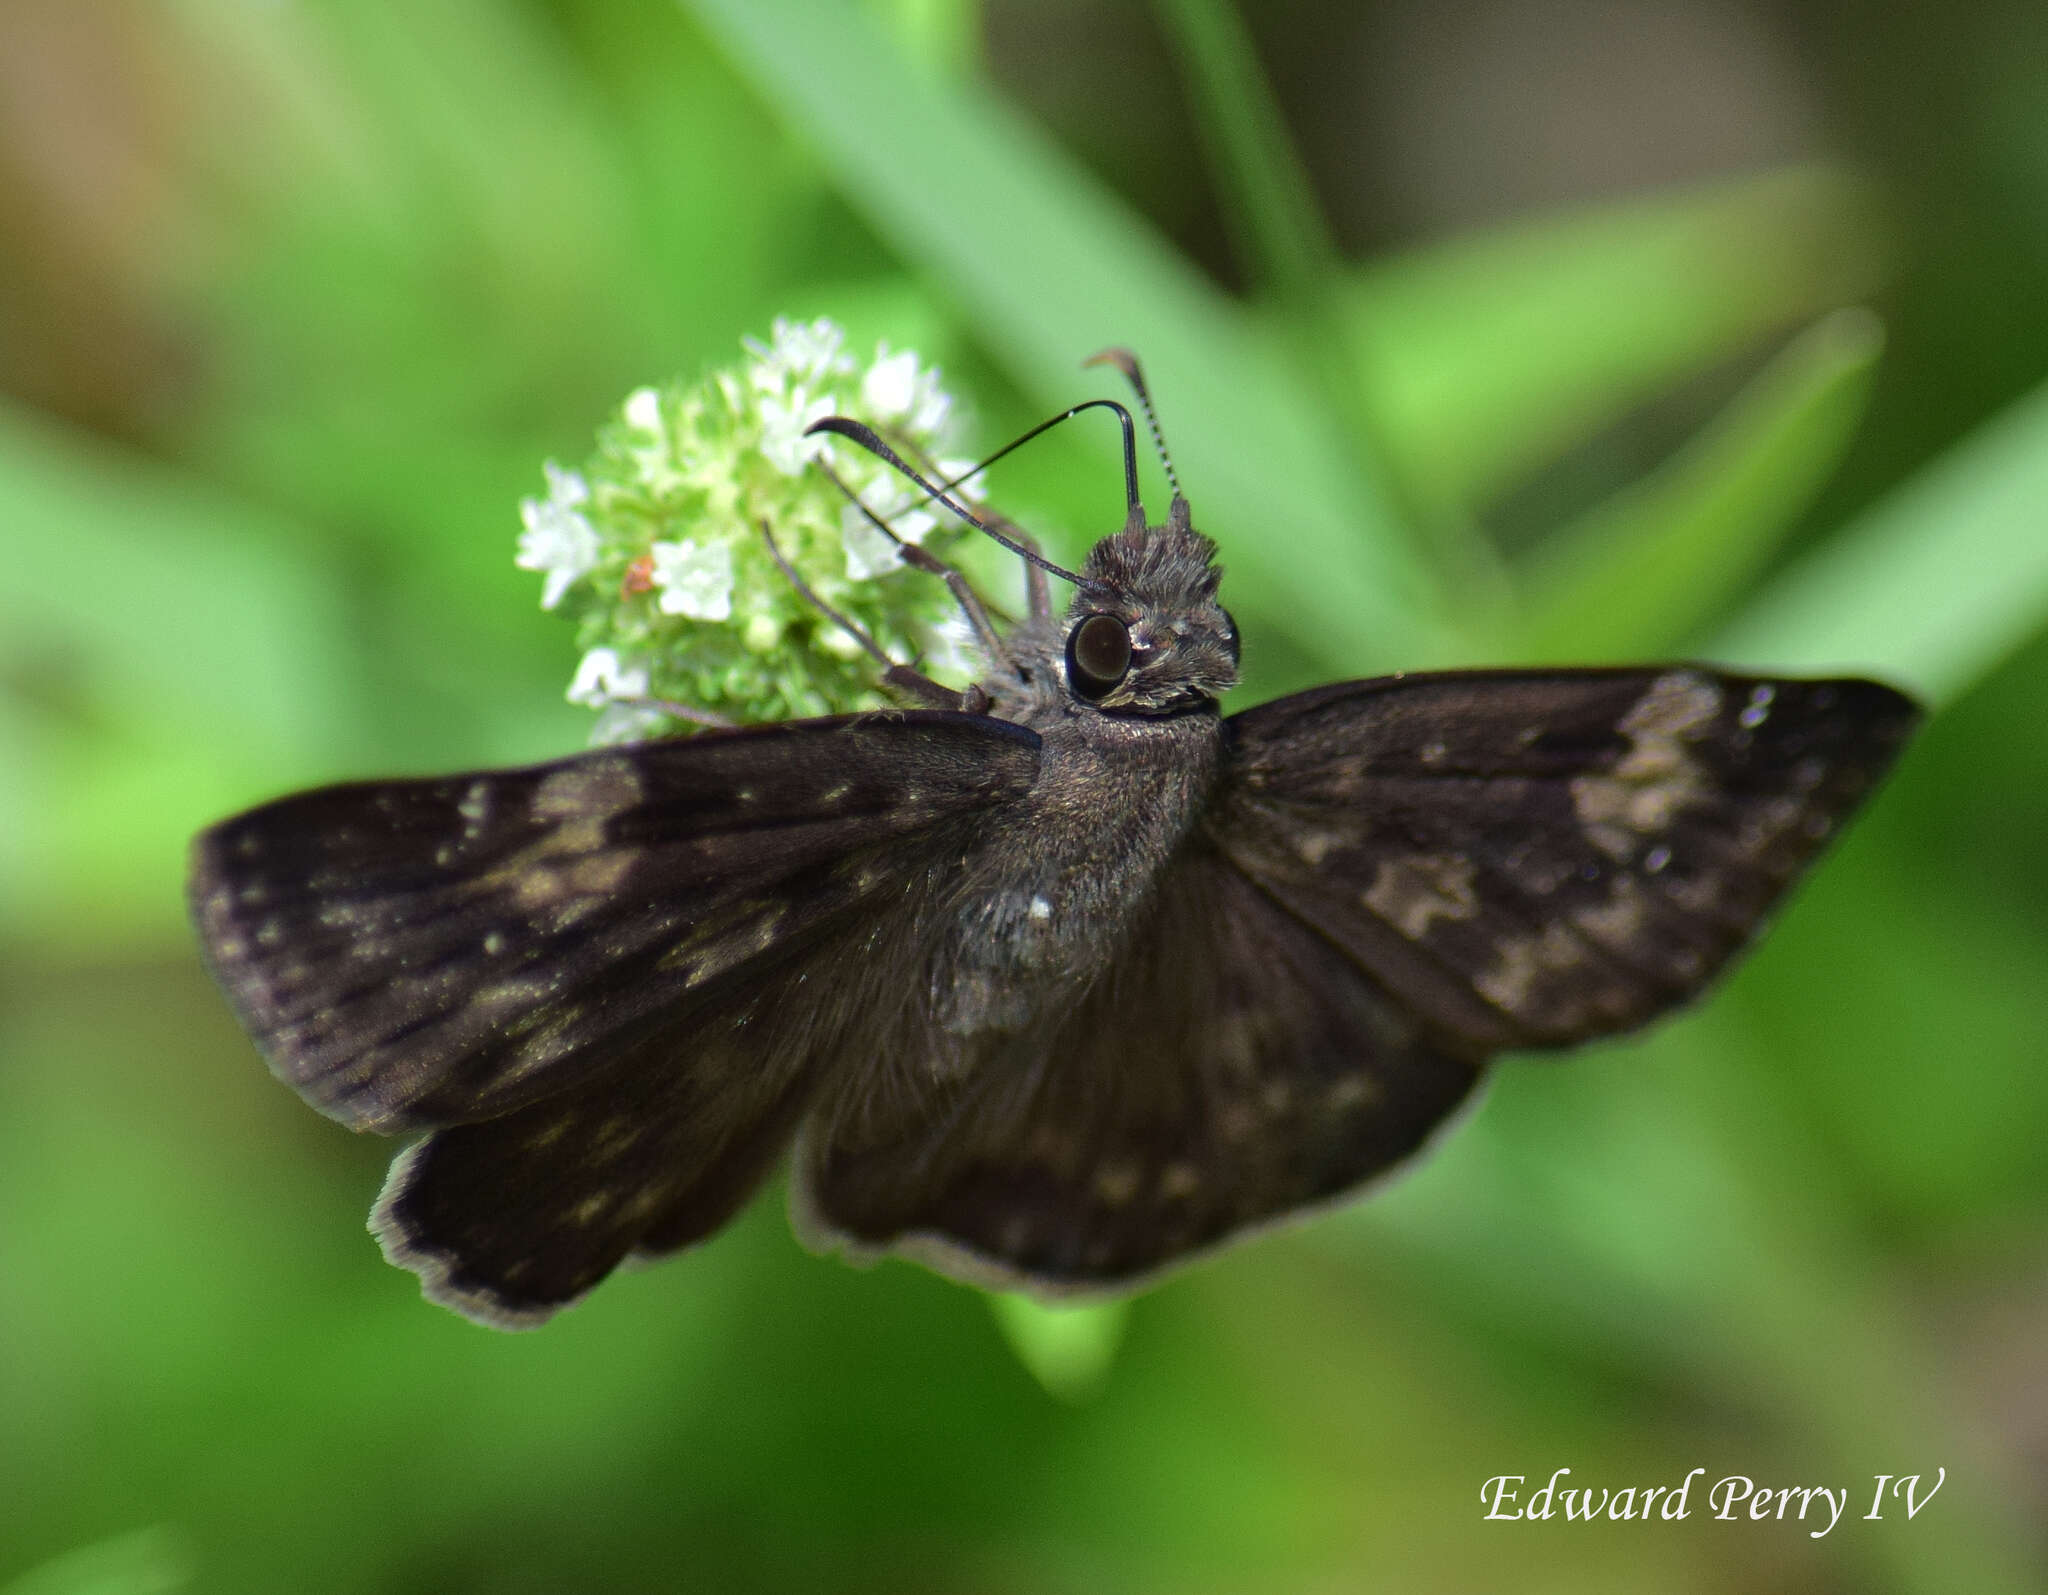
<box><xmin>619</xmin><ymin>697</ymin><xmax>736</xmax><ymax>729</ymax></box>
<box><xmin>757</xmin><ymin>519</ymin><xmax>967</xmax><ymax>710</ymax></box>
<box><xmin>981</xmin><ymin>513</ymin><xmax>1053</xmax><ymax>623</ymax></box>
<box><xmin>815</xmin><ymin>458</ymin><xmax>1025</xmax><ymax>670</ymax></box>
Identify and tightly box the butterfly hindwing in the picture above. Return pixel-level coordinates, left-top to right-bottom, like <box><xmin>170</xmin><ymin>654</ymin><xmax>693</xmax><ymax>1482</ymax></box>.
<box><xmin>188</xmin><ymin>712</ymin><xmax>1042</xmax><ymax>1133</ymax></box>
<box><xmin>373</xmin><ymin>956</ymin><xmax>841</xmax><ymax>1326</ymax></box>
<box><xmin>795</xmin><ymin>837</ymin><xmax>1484</xmax><ymax>1291</ymax></box>
<box><xmin>1210</xmin><ymin>668</ymin><xmax>1921</xmax><ymax>1052</ymax></box>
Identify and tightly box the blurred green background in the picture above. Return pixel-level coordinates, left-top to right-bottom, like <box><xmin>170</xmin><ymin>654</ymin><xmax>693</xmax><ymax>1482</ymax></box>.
<box><xmin>3</xmin><ymin>1</ymin><xmax>2045</xmax><ymax>1591</ymax></box>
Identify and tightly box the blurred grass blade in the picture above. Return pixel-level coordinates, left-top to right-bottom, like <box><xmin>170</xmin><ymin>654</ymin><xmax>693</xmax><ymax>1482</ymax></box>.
<box><xmin>681</xmin><ymin>0</ymin><xmax>1456</xmax><ymax>670</ymax></box>
<box><xmin>1515</xmin><ymin>308</ymin><xmax>1884</xmax><ymax>661</ymax></box>
<box><xmin>1714</xmin><ymin>375</ymin><xmax>2048</xmax><ymax>706</ymax></box>
<box><xmin>0</xmin><ymin>1527</ymin><xmax>193</xmax><ymax>1595</ymax></box>
<box><xmin>0</xmin><ymin>399</ymin><xmax>360</xmax><ymax>947</ymax></box>
<box><xmin>989</xmin><ymin>1294</ymin><xmax>1127</xmax><ymax>1402</ymax></box>
<box><xmin>1151</xmin><ymin>0</ymin><xmax>1339</xmax><ymax>305</ymax></box>
<box><xmin>0</xmin><ymin>399</ymin><xmax>356</xmax><ymax>767</ymax></box>
<box><xmin>1347</xmin><ymin>166</ymin><xmax>1892</xmax><ymax>519</ymax></box>
<box><xmin>1152</xmin><ymin>0</ymin><xmax>1480</xmax><ymax>582</ymax></box>
<box><xmin>870</xmin><ymin>0</ymin><xmax>982</xmax><ymax>76</ymax></box>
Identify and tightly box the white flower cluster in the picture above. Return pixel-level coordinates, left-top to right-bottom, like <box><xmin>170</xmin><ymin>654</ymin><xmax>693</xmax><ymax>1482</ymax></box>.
<box><xmin>515</xmin><ymin>319</ymin><xmax>982</xmax><ymax>740</ymax></box>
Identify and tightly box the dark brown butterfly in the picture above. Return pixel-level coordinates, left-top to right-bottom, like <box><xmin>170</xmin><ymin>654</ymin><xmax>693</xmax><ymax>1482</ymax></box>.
<box><xmin>188</xmin><ymin>355</ymin><xmax>1919</xmax><ymax>1328</ymax></box>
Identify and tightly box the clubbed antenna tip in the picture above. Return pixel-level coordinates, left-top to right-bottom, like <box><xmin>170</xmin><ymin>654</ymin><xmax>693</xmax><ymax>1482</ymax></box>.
<box><xmin>1084</xmin><ymin>348</ymin><xmax>1182</xmax><ymax>502</ymax></box>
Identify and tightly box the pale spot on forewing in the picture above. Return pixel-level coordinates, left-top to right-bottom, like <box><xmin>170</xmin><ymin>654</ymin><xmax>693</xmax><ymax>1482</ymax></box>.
<box><xmin>1295</xmin><ymin>826</ymin><xmax>1358</xmax><ymax>867</ymax></box>
<box><xmin>471</xmin><ymin>758</ymin><xmax>647</xmax><ymax>910</ymax></box>
<box><xmin>1365</xmin><ymin>853</ymin><xmax>1479</xmax><ymax>941</ymax></box>
<box><xmin>1160</xmin><ymin>1163</ymin><xmax>1200</xmax><ymax>1199</ymax></box>
<box><xmin>1571</xmin><ymin>671</ymin><xmax>1722</xmax><ymax>859</ymax></box>
<box><xmin>1473</xmin><ymin>923</ymin><xmax>1587</xmax><ymax>1019</ymax></box>
<box><xmin>589</xmin><ymin>1115</ymin><xmax>638</xmax><ymax>1157</ymax></box>
<box><xmin>619</xmin><ymin>1187</ymin><xmax>666</xmax><ymax>1224</ymax></box>
<box><xmin>571</xmin><ymin>1193</ymin><xmax>612</xmax><ymax>1226</ymax></box>
<box><xmin>1737</xmin><ymin>794</ymin><xmax>1806</xmax><ymax>855</ymax></box>
<box><xmin>1572</xmin><ymin>876</ymin><xmax>1649</xmax><ymax>949</ymax></box>
<box><xmin>509</xmin><ymin>851</ymin><xmax>634</xmax><ymax>909</ymax></box>
<box><xmin>661</xmin><ymin>903</ymin><xmax>788</xmax><ymax>989</ymax></box>
<box><xmin>1318</xmin><ymin>758</ymin><xmax>1371</xmax><ymax>798</ymax></box>
<box><xmin>532</xmin><ymin>759</ymin><xmax>643</xmax><ymax>824</ymax></box>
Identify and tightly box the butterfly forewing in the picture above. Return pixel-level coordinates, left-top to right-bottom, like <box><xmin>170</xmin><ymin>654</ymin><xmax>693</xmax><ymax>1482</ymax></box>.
<box><xmin>190</xmin><ymin>713</ymin><xmax>1042</xmax><ymax>1134</ymax></box>
<box><xmin>1210</xmin><ymin>668</ymin><xmax>1920</xmax><ymax>1053</ymax></box>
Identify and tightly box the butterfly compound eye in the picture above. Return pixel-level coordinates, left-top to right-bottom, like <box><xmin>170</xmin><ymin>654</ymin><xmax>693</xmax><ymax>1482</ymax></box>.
<box><xmin>1066</xmin><ymin>613</ymin><xmax>1134</xmax><ymax>698</ymax></box>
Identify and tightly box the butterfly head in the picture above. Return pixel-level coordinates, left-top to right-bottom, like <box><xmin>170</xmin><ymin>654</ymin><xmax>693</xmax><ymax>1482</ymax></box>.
<box><xmin>1064</xmin><ymin>495</ymin><xmax>1239</xmax><ymax>713</ymax></box>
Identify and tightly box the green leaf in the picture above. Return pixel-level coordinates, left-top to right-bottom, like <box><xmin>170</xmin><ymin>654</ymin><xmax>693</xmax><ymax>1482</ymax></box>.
<box><xmin>1714</xmin><ymin>374</ymin><xmax>2048</xmax><ymax>707</ymax></box>
<box><xmin>680</xmin><ymin>0</ymin><xmax>1458</xmax><ymax>671</ymax></box>
<box><xmin>1515</xmin><ymin>308</ymin><xmax>1885</xmax><ymax>661</ymax></box>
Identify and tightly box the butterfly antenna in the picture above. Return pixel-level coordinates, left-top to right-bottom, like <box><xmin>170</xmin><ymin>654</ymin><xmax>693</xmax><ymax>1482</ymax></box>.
<box><xmin>806</xmin><ymin>417</ymin><xmax>1087</xmax><ymax>583</ymax></box>
<box><xmin>1085</xmin><ymin>348</ymin><xmax>1182</xmax><ymax>506</ymax></box>
<box><xmin>813</xmin><ymin>460</ymin><xmax>1010</xmax><ymax>661</ymax></box>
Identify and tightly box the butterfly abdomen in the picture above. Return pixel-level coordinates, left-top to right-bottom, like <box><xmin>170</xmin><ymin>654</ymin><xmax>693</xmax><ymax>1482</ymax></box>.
<box><xmin>928</xmin><ymin>705</ymin><xmax>1225</xmax><ymax>1044</ymax></box>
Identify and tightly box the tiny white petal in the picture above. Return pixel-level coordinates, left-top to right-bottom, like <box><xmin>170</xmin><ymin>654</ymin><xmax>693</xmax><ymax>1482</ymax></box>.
<box><xmin>925</xmin><ymin>610</ymin><xmax>981</xmax><ymax>680</ymax></box>
<box><xmin>650</xmin><ymin>538</ymin><xmax>735</xmax><ymax>620</ymax></box>
<box><xmin>777</xmin><ymin>317</ymin><xmax>848</xmax><ymax>384</ymax></box>
<box><xmin>515</xmin><ymin>481</ymin><xmax>601</xmax><ymax>610</ymax></box>
<box><xmin>745</xmin><ymin>317</ymin><xmax>851</xmax><ymax>396</ymax></box>
<box><xmin>589</xmin><ymin>702</ymin><xmax>671</xmax><ymax>746</ymax></box>
<box><xmin>566</xmin><ymin>646</ymin><xmax>650</xmax><ymax>708</ymax></box>
<box><xmin>861</xmin><ymin>347</ymin><xmax>921</xmax><ymax>421</ymax></box>
<box><xmin>840</xmin><ymin>502</ymin><xmax>903</xmax><ymax>581</ymax></box>
<box><xmin>759</xmin><ymin>390</ymin><xmax>836</xmax><ymax>476</ymax></box>
<box><xmin>909</xmin><ymin>380</ymin><xmax>952</xmax><ymax>438</ymax></box>
<box><xmin>542</xmin><ymin>460</ymin><xmax>589</xmax><ymax>506</ymax></box>
<box><xmin>624</xmin><ymin>387</ymin><xmax>663</xmax><ymax>432</ymax></box>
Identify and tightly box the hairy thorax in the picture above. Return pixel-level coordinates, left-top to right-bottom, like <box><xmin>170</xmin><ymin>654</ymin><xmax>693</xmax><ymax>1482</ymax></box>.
<box><xmin>929</xmin><ymin>703</ymin><xmax>1223</xmax><ymax>1046</ymax></box>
